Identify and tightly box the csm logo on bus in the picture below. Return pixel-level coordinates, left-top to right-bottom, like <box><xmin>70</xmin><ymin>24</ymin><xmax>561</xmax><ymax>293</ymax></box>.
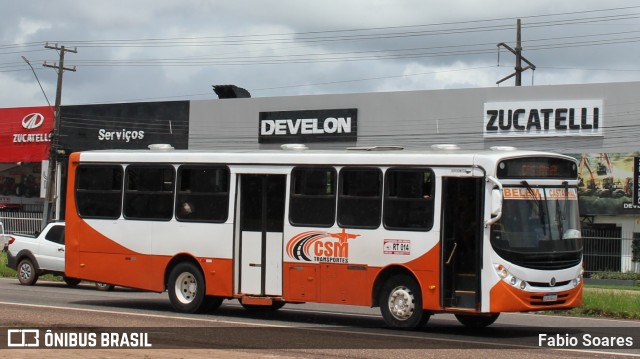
<box><xmin>286</xmin><ymin>229</ymin><xmax>360</xmax><ymax>264</ymax></box>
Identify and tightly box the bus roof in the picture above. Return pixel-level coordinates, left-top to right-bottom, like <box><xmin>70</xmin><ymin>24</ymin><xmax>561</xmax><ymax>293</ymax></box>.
<box><xmin>72</xmin><ymin>146</ymin><xmax>576</xmax><ymax>168</ymax></box>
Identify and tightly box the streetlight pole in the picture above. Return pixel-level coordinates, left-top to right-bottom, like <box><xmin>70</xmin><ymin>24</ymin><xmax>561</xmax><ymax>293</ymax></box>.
<box><xmin>21</xmin><ymin>56</ymin><xmax>53</xmax><ymax>109</ymax></box>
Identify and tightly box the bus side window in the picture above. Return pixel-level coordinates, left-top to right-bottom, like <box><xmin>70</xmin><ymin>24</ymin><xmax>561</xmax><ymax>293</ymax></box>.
<box><xmin>289</xmin><ymin>167</ymin><xmax>336</xmax><ymax>227</ymax></box>
<box><xmin>175</xmin><ymin>166</ymin><xmax>230</xmax><ymax>222</ymax></box>
<box><xmin>76</xmin><ymin>165</ymin><xmax>123</xmax><ymax>219</ymax></box>
<box><xmin>383</xmin><ymin>168</ymin><xmax>434</xmax><ymax>231</ymax></box>
<box><xmin>338</xmin><ymin>167</ymin><xmax>382</xmax><ymax>229</ymax></box>
<box><xmin>124</xmin><ymin>166</ymin><xmax>175</xmax><ymax>221</ymax></box>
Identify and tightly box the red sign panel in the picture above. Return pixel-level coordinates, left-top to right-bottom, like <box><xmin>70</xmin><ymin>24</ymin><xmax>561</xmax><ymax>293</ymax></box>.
<box><xmin>0</xmin><ymin>106</ymin><xmax>54</xmax><ymax>162</ymax></box>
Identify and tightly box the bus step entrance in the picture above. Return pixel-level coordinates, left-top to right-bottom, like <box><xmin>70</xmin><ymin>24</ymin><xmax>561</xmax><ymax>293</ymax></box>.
<box><xmin>453</xmin><ymin>290</ymin><xmax>476</xmax><ymax>308</ymax></box>
<box><xmin>456</xmin><ymin>273</ymin><xmax>476</xmax><ymax>291</ymax></box>
<box><xmin>452</xmin><ymin>273</ymin><xmax>477</xmax><ymax>308</ymax></box>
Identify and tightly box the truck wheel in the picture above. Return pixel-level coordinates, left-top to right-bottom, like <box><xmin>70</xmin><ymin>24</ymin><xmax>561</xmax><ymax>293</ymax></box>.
<box><xmin>379</xmin><ymin>274</ymin><xmax>429</xmax><ymax>329</ymax></box>
<box><xmin>168</xmin><ymin>262</ymin><xmax>209</xmax><ymax>313</ymax></box>
<box><xmin>18</xmin><ymin>259</ymin><xmax>38</xmax><ymax>285</ymax></box>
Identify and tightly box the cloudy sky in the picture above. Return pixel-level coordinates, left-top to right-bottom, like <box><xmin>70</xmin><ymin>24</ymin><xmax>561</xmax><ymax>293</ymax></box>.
<box><xmin>2</xmin><ymin>0</ymin><xmax>640</xmax><ymax>108</ymax></box>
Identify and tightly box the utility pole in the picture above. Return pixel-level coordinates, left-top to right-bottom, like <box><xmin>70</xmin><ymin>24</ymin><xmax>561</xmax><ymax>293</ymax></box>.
<box><xmin>42</xmin><ymin>43</ymin><xmax>76</xmax><ymax>228</ymax></box>
<box><xmin>496</xmin><ymin>19</ymin><xmax>535</xmax><ymax>86</ymax></box>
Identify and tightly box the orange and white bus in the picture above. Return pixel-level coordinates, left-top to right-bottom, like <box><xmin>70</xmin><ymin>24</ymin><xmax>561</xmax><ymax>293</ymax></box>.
<box><xmin>65</xmin><ymin>144</ymin><xmax>583</xmax><ymax>329</ymax></box>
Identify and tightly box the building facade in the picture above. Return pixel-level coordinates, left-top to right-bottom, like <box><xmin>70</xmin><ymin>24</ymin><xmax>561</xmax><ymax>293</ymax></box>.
<box><xmin>188</xmin><ymin>81</ymin><xmax>640</xmax><ymax>271</ymax></box>
<box><xmin>1</xmin><ymin>81</ymin><xmax>638</xmax><ymax>270</ymax></box>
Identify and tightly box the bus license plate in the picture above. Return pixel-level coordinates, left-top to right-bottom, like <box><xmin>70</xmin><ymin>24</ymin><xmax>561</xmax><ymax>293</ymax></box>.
<box><xmin>542</xmin><ymin>294</ymin><xmax>558</xmax><ymax>302</ymax></box>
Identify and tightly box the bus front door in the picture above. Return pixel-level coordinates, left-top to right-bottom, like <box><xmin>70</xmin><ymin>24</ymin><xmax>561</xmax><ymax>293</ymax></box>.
<box><xmin>441</xmin><ymin>177</ymin><xmax>483</xmax><ymax>310</ymax></box>
<box><xmin>237</xmin><ymin>174</ymin><xmax>286</xmax><ymax>296</ymax></box>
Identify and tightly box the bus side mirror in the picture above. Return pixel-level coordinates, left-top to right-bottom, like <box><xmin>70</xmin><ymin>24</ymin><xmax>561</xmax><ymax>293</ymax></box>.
<box><xmin>491</xmin><ymin>188</ymin><xmax>503</xmax><ymax>216</ymax></box>
<box><xmin>485</xmin><ymin>176</ymin><xmax>503</xmax><ymax>227</ymax></box>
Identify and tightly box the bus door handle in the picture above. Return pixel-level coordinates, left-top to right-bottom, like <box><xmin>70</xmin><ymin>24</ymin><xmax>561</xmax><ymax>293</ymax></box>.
<box><xmin>249</xmin><ymin>263</ymin><xmax>262</xmax><ymax>267</ymax></box>
<box><xmin>445</xmin><ymin>242</ymin><xmax>458</xmax><ymax>265</ymax></box>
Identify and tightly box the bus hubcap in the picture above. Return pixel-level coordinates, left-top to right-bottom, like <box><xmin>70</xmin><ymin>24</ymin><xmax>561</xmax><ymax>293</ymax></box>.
<box><xmin>175</xmin><ymin>272</ymin><xmax>197</xmax><ymax>304</ymax></box>
<box><xmin>388</xmin><ymin>286</ymin><xmax>414</xmax><ymax>320</ymax></box>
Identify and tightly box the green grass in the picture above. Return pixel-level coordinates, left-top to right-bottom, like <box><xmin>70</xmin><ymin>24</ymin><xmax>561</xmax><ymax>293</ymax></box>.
<box><xmin>553</xmin><ymin>288</ymin><xmax>640</xmax><ymax>320</ymax></box>
<box><xmin>585</xmin><ymin>283</ymin><xmax>640</xmax><ymax>291</ymax></box>
<box><xmin>0</xmin><ymin>251</ymin><xmax>15</xmax><ymax>277</ymax></box>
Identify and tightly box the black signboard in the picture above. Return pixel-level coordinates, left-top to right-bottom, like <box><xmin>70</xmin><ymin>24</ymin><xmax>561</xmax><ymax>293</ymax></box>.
<box><xmin>59</xmin><ymin>101</ymin><xmax>189</xmax><ymax>152</ymax></box>
<box><xmin>258</xmin><ymin>108</ymin><xmax>357</xmax><ymax>144</ymax></box>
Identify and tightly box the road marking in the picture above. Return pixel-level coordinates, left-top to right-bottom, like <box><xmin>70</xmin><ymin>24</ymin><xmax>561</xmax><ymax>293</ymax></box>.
<box><xmin>0</xmin><ymin>301</ymin><xmax>288</xmax><ymax>328</ymax></box>
<box><xmin>1</xmin><ymin>301</ymin><xmax>638</xmax><ymax>356</ymax></box>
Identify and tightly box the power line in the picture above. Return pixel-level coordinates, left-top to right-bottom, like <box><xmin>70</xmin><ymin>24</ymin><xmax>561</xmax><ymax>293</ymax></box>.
<box><xmin>3</xmin><ymin>5</ymin><xmax>638</xmax><ymax>51</ymax></box>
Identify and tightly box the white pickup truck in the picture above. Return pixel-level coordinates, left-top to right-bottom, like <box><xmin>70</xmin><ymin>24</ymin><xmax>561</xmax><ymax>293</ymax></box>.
<box><xmin>6</xmin><ymin>221</ymin><xmax>113</xmax><ymax>290</ymax></box>
<box><xmin>1</xmin><ymin>221</ymin><xmax>8</xmax><ymax>251</ymax></box>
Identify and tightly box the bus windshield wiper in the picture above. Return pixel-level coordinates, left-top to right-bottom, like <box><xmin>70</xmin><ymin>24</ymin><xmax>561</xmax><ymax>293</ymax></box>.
<box><xmin>522</xmin><ymin>181</ymin><xmax>546</xmax><ymax>235</ymax></box>
<box><xmin>557</xmin><ymin>181</ymin><xmax>569</xmax><ymax>239</ymax></box>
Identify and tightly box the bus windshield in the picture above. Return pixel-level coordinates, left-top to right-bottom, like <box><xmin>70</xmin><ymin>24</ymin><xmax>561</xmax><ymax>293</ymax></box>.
<box><xmin>490</xmin><ymin>185</ymin><xmax>582</xmax><ymax>270</ymax></box>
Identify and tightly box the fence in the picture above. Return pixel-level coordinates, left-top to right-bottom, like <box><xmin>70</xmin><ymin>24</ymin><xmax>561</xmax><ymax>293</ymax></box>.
<box><xmin>582</xmin><ymin>229</ymin><xmax>640</xmax><ymax>275</ymax></box>
<box><xmin>0</xmin><ymin>209</ymin><xmax>43</xmax><ymax>235</ymax></box>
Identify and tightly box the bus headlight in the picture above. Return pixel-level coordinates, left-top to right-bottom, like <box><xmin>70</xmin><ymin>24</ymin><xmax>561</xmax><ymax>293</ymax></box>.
<box><xmin>496</xmin><ymin>264</ymin><xmax>528</xmax><ymax>290</ymax></box>
<box><xmin>572</xmin><ymin>274</ymin><xmax>582</xmax><ymax>287</ymax></box>
<box><xmin>520</xmin><ymin>280</ymin><xmax>527</xmax><ymax>290</ymax></box>
<box><xmin>496</xmin><ymin>264</ymin><xmax>508</xmax><ymax>279</ymax></box>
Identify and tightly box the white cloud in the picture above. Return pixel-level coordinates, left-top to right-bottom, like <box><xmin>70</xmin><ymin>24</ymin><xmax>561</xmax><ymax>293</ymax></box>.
<box><xmin>1</xmin><ymin>0</ymin><xmax>640</xmax><ymax>107</ymax></box>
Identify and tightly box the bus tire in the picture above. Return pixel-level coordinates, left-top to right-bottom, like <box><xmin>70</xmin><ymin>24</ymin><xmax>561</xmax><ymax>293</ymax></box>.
<box><xmin>17</xmin><ymin>258</ymin><xmax>38</xmax><ymax>286</ymax></box>
<box><xmin>168</xmin><ymin>262</ymin><xmax>207</xmax><ymax>313</ymax></box>
<box><xmin>379</xmin><ymin>274</ymin><xmax>428</xmax><ymax>329</ymax></box>
<box><xmin>454</xmin><ymin>313</ymin><xmax>500</xmax><ymax>328</ymax></box>
<box><xmin>95</xmin><ymin>282</ymin><xmax>115</xmax><ymax>291</ymax></box>
<box><xmin>201</xmin><ymin>296</ymin><xmax>224</xmax><ymax>313</ymax></box>
<box><xmin>64</xmin><ymin>277</ymin><xmax>81</xmax><ymax>287</ymax></box>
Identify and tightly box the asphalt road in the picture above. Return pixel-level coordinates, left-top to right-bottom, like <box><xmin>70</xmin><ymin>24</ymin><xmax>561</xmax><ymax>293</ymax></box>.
<box><xmin>0</xmin><ymin>277</ymin><xmax>639</xmax><ymax>358</ymax></box>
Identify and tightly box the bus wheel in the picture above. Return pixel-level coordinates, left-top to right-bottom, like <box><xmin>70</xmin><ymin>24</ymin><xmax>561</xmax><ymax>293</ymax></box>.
<box><xmin>64</xmin><ymin>277</ymin><xmax>81</xmax><ymax>287</ymax></box>
<box><xmin>201</xmin><ymin>296</ymin><xmax>224</xmax><ymax>313</ymax></box>
<box><xmin>454</xmin><ymin>313</ymin><xmax>500</xmax><ymax>328</ymax></box>
<box><xmin>18</xmin><ymin>259</ymin><xmax>38</xmax><ymax>286</ymax></box>
<box><xmin>379</xmin><ymin>274</ymin><xmax>428</xmax><ymax>329</ymax></box>
<box><xmin>168</xmin><ymin>262</ymin><xmax>207</xmax><ymax>313</ymax></box>
<box><xmin>95</xmin><ymin>282</ymin><xmax>115</xmax><ymax>291</ymax></box>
